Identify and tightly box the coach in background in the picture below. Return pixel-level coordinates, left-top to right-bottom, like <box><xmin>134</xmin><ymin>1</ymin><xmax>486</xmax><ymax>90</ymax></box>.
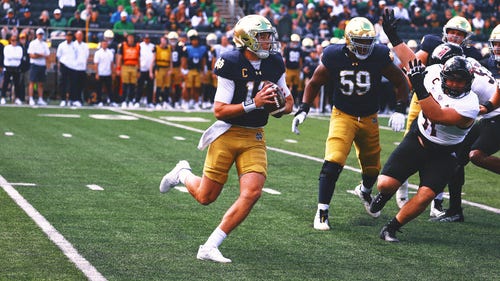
<box><xmin>70</xmin><ymin>30</ymin><xmax>89</xmax><ymax>107</ymax></box>
<box><xmin>18</xmin><ymin>32</ymin><xmax>30</xmax><ymax>104</ymax></box>
<box><xmin>27</xmin><ymin>28</ymin><xmax>50</xmax><ymax>106</ymax></box>
<box><xmin>1</xmin><ymin>34</ymin><xmax>23</xmax><ymax>105</ymax></box>
<box><xmin>56</xmin><ymin>31</ymin><xmax>76</xmax><ymax>107</ymax></box>
<box><xmin>94</xmin><ymin>37</ymin><xmax>115</xmax><ymax>106</ymax></box>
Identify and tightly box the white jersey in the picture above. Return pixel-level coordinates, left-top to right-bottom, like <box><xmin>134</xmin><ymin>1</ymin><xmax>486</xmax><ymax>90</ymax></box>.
<box><xmin>466</xmin><ymin>57</ymin><xmax>500</xmax><ymax>119</ymax></box>
<box><xmin>418</xmin><ymin>64</ymin><xmax>479</xmax><ymax>146</ymax></box>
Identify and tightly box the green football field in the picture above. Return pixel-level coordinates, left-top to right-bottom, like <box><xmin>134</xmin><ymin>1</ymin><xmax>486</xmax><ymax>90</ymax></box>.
<box><xmin>0</xmin><ymin>106</ymin><xmax>499</xmax><ymax>281</ymax></box>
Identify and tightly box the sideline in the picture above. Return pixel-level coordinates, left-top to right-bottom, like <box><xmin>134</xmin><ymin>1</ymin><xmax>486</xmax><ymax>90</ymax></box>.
<box><xmin>0</xmin><ymin>175</ymin><xmax>107</xmax><ymax>281</ymax></box>
<box><xmin>111</xmin><ymin>108</ymin><xmax>500</xmax><ymax>215</ymax></box>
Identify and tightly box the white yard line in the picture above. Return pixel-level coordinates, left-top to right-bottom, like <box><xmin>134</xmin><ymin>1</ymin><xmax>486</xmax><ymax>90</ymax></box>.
<box><xmin>115</xmin><ymin>109</ymin><xmax>500</xmax><ymax>215</ymax></box>
<box><xmin>0</xmin><ymin>175</ymin><xmax>107</xmax><ymax>281</ymax></box>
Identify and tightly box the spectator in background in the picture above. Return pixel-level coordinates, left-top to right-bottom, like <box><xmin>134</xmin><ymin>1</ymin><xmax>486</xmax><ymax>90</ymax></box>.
<box><xmin>330</xmin><ymin>0</ymin><xmax>344</xmax><ymax>18</ymax></box>
<box><xmin>451</xmin><ymin>1</ymin><xmax>461</xmax><ymax>17</ymax></box>
<box><xmin>157</xmin><ymin>3</ymin><xmax>172</xmax><ymax>25</ymax></box>
<box><xmin>18</xmin><ymin>8</ymin><xmax>35</xmax><ymax>27</ymax></box>
<box><xmin>38</xmin><ymin>10</ymin><xmax>50</xmax><ymax>27</ymax></box>
<box><xmin>199</xmin><ymin>0</ymin><xmax>217</xmax><ymax>18</ymax></box>
<box><xmin>110</xmin><ymin>5</ymin><xmax>125</xmax><ymax>24</ymax></box>
<box><xmin>70</xmin><ymin>30</ymin><xmax>89</xmax><ymax>107</ymax></box>
<box><xmin>1</xmin><ymin>0</ymin><xmax>12</xmax><ymax>16</ymax></box>
<box><xmin>332</xmin><ymin>19</ymin><xmax>346</xmax><ymax>39</ymax></box>
<box><xmin>443</xmin><ymin>9</ymin><xmax>453</xmax><ymax>25</ymax></box>
<box><xmin>186</xmin><ymin>0</ymin><xmax>199</xmax><ymax>19</ymax></box>
<box><xmin>59</xmin><ymin>0</ymin><xmax>76</xmax><ymax>10</ymax></box>
<box><xmin>269</xmin><ymin>0</ymin><xmax>281</xmax><ymax>14</ymax></box>
<box><xmin>472</xmin><ymin>11</ymin><xmax>484</xmax><ymax>36</ymax></box>
<box><xmin>275</xmin><ymin>4</ymin><xmax>292</xmax><ymax>41</ymax></box>
<box><xmin>81</xmin><ymin>3</ymin><xmax>93</xmax><ymax>21</ymax></box>
<box><xmin>1</xmin><ymin>33</ymin><xmax>23</xmax><ymax>105</ymax></box>
<box><xmin>56</xmin><ymin>31</ymin><xmax>75</xmax><ymax>106</ymax></box>
<box><xmin>27</xmin><ymin>28</ymin><xmax>50</xmax><ymax>106</ymax></box>
<box><xmin>426</xmin><ymin>11</ymin><xmax>441</xmax><ymax>29</ymax></box>
<box><xmin>253</xmin><ymin>0</ymin><xmax>265</xmax><ymax>15</ymax></box>
<box><xmin>113</xmin><ymin>11</ymin><xmax>134</xmax><ymax>41</ymax></box>
<box><xmin>463</xmin><ymin>3</ymin><xmax>475</xmax><ymax>20</ymax></box>
<box><xmin>15</xmin><ymin>0</ymin><xmax>30</xmax><ymax>14</ymax></box>
<box><xmin>410</xmin><ymin>7</ymin><xmax>427</xmax><ymax>30</ymax></box>
<box><xmin>130</xmin><ymin>2</ymin><xmax>143</xmax><ymax>24</ymax></box>
<box><xmin>144</xmin><ymin>8</ymin><xmax>158</xmax><ymax>25</ymax></box>
<box><xmin>293</xmin><ymin>3</ymin><xmax>307</xmax><ymax>28</ymax></box>
<box><xmin>1</xmin><ymin>8</ymin><xmax>19</xmax><ymax>39</ymax></box>
<box><xmin>393</xmin><ymin>1</ymin><xmax>410</xmax><ymax>25</ymax></box>
<box><xmin>305</xmin><ymin>3</ymin><xmax>319</xmax><ymax>24</ymax></box>
<box><xmin>96</xmin><ymin>0</ymin><xmax>114</xmax><ymax>17</ymax></box>
<box><xmin>68</xmin><ymin>10</ymin><xmax>85</xmax><ymax>31</ymax></box>
<box><xmin>87</xmin><ymin>10</ymin><xmax>103</xmax><ymax>43</ymax></box>
<box><xmin>50</xmin><ymin>9</ymin><xmax>67</xmax><ymax>38</ymax></box>
<box><xmin>191</xmin><ymin>8</ymin><xmax>207</xmax><ymax>29</ymax></box>
<box><xmin>164</xmin><ymin>12</ymin><xmax>178</xmax><ymax>30</ymax></box>
<box><xmin>174</xmin><ymin>0</ymin><xmax>187</xmax><ymax>26</ymax></box>
<box><xmin>94</xmin><ymin>36</ymin><xmax>115</xmax><ymax>106</ymax></box>
<box><xmin>144</xmin><ymin>0</ymin><xmax>156</xmax><ymax>16</ymax></box>
<box><xmin>135</xmin><ymin>33</ymin><xmax>155</xmax><ymax>107</ymax></box>
<box><xmin>18</xmin><ymin>32</ymin><xmax>30</xmax><ymax>104</ymax></box>
<box><xmin>317</xmin><ymin>18</ymin><xmax>331</xmax><ymax>41</ymax></box>
<box><xmin>208</xmin><ymin>9</ymin><xmax>226</xmax><ymax>36</ymax></box>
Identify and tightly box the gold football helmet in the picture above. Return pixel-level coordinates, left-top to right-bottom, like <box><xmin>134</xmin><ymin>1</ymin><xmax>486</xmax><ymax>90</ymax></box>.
<box><xmin>443</xmin><ymin>16</ymin><xmax>472</xmax><ymax>46</ymax></box>
<box><xmin>167</xmin><ymin>31</ymin><xmax>178</xmax><ymax>46</ymax></box>
<box><xmin>344</xmin><ymin>17</ymin><xmax>376</xmax><ymax>60</ymax></box>
<box><xmin>233</xmin><ymin>14</ymin><xmax>280</xmax><ymax>59</ymax></box>
<box><xmin>206</xmin><ymin>33</ymin><xmax>217</xmax><ymax>46</ymax></box>
<box><xmin>302</xmin><ymin>37</ymin><xmax>314</xmax><ymax>52</ymax></box>
<box><xmin>489</xmin><ymin>24</ymin><xmax>500</xmax><ymax>61</ymax></box>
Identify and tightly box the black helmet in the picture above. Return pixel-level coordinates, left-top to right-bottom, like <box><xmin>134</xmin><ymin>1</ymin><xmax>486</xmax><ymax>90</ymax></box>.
<box><xmin>440</xmin><ymin>56</ymin><xmax>474</xmax><ymax>99</ymax></box>
<box><xmin>429</xmin><ymin>43</ymin><xmax>464</xmax><ymax>65</ymax></box>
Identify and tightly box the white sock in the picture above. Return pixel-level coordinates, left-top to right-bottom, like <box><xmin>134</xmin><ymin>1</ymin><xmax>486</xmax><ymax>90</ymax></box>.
<box><xmin>204</xmin><ymin>227</ymin><xmax>227</xmax><ymax>249</ymax></box>
<box><xmin>360</xmin><ymin>184</ymin><xmax>371</xmax><ymax>193</ymax></box>
<box><xmin>178</xmin><ymin>169</ymin><xmax>191</xmax><ymax>184</ymax></box>
<box><xmin>318</xmin><ymin>203</ymin><xmax>329</xmax><ymax>211</ymax></box>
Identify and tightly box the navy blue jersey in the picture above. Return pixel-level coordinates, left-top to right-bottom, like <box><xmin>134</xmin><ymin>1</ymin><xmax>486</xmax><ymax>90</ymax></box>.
<box><xmin>303</xmin><ymin>56</ymin><xmax>319</xmax><ymax>79</ymax></box>
<box><xmin>321</xmin><ymin>44</ymin><xmax>392</xmax><ymax>116</ymax></box>
<box><xmin>214</xmin><ymin>50</ymin><xmax>285</xmax><ymax>127</ymax></box>
<box><xmin>480</xmin><ymin>56</ymin><xmax>500</xmax><ymax>79</ymax></box>
<box><xmin>420</xmin><ymin>34</ymin><xmax>483</xmax><ymax>61</ymax></box>
<box><xmin>283</xmin><ymin>46</ymin><xmax>303</xmax><ymax>69</ymax></box>
<box><xmin>172</xmin><ymin>43</ymin><xmax>186</xmax><ymax>68</ymax></box>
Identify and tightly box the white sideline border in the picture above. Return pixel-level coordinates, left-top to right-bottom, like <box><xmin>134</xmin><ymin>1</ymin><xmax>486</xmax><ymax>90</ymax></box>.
<box><xmin>111</xmin><ymin>108</ymin><xmax>500</xmax><ymax>215</ymax></box>
<box><xmin>0</xmin><ymin>175</ymin><xmax>107</xmax><ymax>281</ymax></box>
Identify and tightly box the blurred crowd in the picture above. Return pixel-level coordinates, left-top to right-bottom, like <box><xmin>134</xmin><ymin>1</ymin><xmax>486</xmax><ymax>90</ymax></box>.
<box><xmin>0</xmin><ymin>0</ymin><xmax>499</xmax><ymax>110</ymax></box>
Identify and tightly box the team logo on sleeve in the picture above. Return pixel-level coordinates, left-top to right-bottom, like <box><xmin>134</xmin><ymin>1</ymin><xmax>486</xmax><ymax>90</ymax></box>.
<box><xmin>215</xmin><ymin>57</ymin><xmax>225</xmax><ymax>70</ymax></box>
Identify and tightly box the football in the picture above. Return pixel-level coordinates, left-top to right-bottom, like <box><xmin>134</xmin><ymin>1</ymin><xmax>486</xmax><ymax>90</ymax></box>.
<box><xmin>264</xmin><ymin>83</ymin><xmax>286</xmax><ymax>117</ymax></box>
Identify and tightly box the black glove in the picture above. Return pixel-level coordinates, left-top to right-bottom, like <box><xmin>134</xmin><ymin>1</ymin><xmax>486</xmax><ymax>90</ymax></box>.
<box><xmin>407</xmin><ymin>59</ymin><xmax>429</xmax><ymax>100</ymax></box>
<box><xmin>295</xmin><ymin>103</ymin><xmax>310</xmax><ymax>116</ymax></box>
<box><xmin>382</xmin><ymin>8</ymin><xmax>403</xmax><ymax>47</ymax></box>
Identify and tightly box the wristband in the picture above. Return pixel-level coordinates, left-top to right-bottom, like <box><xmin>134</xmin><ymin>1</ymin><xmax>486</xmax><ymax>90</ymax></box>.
<box><xmin>387</xmin><ymin>33</ymin><xmax>403</xmax><ymax>47</ymax></box>
<box><xmin>296</xmin><ymin>103</ymin><xmax>311</xmax><ymax>115</ymax></box>
<box><xmin>394</xmin><ymin>101</ymin><xmax>406</xmax><ymax>114</ymax></box>
<box><xmin>242</xmin><ymin>99</ymin><xmax>257</xmax><ymax>113</ymax></box>
<box><xmin>412</xmin><ymin>85</ymin><xmax>429</xmax><ymax>100</ymax></box>
<box><xmin>483</xmin><ymin>101</ymin><xmax>494</xmax><ymax>113</ymax></box>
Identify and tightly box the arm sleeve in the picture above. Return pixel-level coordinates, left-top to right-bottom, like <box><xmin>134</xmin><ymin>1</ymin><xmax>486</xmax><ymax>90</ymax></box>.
<box><xmin>213</xmin><ymin>76</ymin><xmax>235</xmax><ymax>104</ymax></box>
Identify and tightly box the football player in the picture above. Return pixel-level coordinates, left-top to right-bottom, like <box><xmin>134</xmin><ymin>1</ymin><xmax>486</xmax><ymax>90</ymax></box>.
<box><xmin>371</xmin><ymin>57</ymin><xmax>479</xmax><ymax>242</ymax></box>
<box><xmin>159</xmin><ymin>15</ymin><xmax>294</xmax><ymax>263</ymax></box>
<box><xmin>166</xmin><ymin>31</ymin><xmax>186</xmax><ymax>108</ymax></box>
<box><xmin>432</xmin><ymin>26</ymin><xmax>500</xmax><ymax>222</ymax></box>
<box><xmin>150</xmin><ymin>35</ymin><xmax>173</xmax><ymax>109</ymax></box>
<box><xmin>291</xmin><ymin>17</ymin><xmax>410</xmax><ymax>231</ymax></box>
<box><xmin>182</xmin><ymin>29</ymin><xmax>207</xmax><ymax>110</ymax></box>
<box><xmin>283</xmin><ymin>33</ymin><xmax>304</xmax><ymax>107</ymax></box>
<box><xmin>382</xmin><ymin>8</ymin><xmax>485</xmax><ymax>213</ymax></box>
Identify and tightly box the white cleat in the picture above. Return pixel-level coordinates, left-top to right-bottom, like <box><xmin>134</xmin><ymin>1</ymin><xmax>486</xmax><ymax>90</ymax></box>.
<box><xmin>429</xmin><ymin>199</ymin><xmax>446</xmax><ymax>218</ymax></box>
<box><xmin>29</xmin><ymin>98</ymin><xmax>35</xmax><ymax>106</ymax></box>
<box><xmin>196</xmin><ymin>245</ymin><xmax>232</xmax><ymax>263</ymax></box>
<box><xmin>354</xmin><ymin>185</ymin><xmax>380</xmax><ymax>218</ymax></box>
<box><xmin>396</xmin><ymin>180</ymin><xmax>409</xmax><ymax>209</ymax></box>
<box><xmin>37</xmin><ymin>99</ymin><xmax>47</xmax><ymax>106</ymax></box>
<box><xmin>0</xmin><ymin>97</ymin><xmax>6</xmax><ymax>105</ymax></box>
<box><xmin>159</xmin><ymin>160</ymin><xmax>191</xmax><ymax>193</ymax></box>
<box><xmin>313</xmin><ymin>209</ymin><xmax>331</xmax><ymax>231</ymax></box>
<box><xmin>14</xmin><ymin>98</ymin><xmax>22</xmax><ymax>105</ymax></box>
<box><xmin>60</xmin><ymin>100</ymin><xmax>67</xmax><ymax>107</ymax></box>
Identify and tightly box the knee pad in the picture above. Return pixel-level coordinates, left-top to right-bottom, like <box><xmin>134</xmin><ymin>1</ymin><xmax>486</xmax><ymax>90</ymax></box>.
<box><xmin>319</xmin><ymin>161</ymin><xmax>343</xmax><ymax>182</ymax></box>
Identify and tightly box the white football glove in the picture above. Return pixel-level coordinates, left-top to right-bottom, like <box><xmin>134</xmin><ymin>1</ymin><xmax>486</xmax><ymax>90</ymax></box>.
<box><xmin>388</xmin><ymin>112</ymin><xmax>406</xmax><ymax>132</ymax></box>
<box><xmin>292</xmin><ymin>112</ymin><xmax>307</xmax><ymax>135</ymax></box>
